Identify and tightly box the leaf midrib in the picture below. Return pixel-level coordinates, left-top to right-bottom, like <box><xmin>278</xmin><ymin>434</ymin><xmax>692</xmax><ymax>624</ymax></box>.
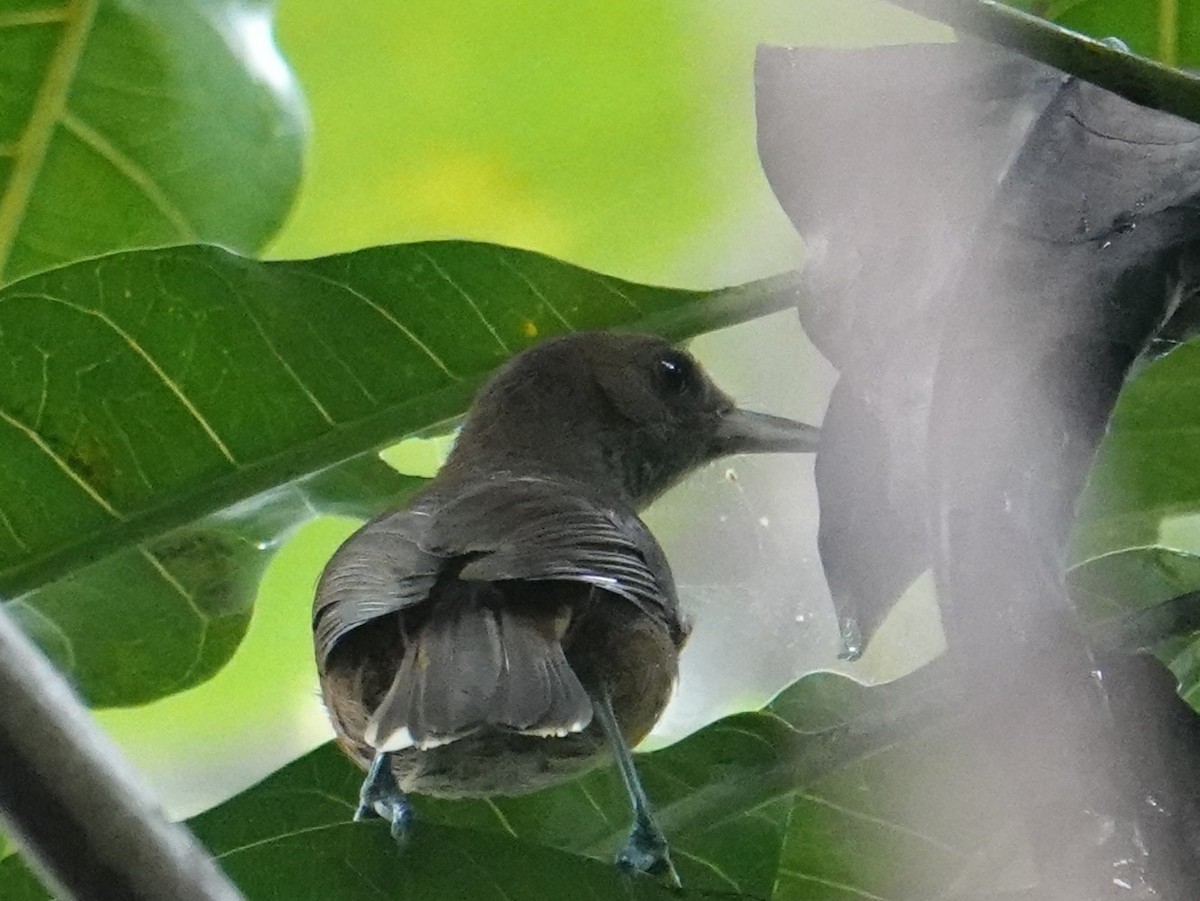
<box><xmin>0</xmin><ymin>0</ymin><xmax>98</xmax><ymax>277</ymax></box>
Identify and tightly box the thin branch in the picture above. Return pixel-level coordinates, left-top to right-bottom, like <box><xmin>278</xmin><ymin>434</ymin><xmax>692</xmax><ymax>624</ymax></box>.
<box><xmin>0</xmin><ymin>603</ymin><xmax>244</xmax><ymax>900</ymax></box>
<box><xmin>885</xmin><ymin>0</ymin><xmax>1200</xmax><ymax>126</ymax></box>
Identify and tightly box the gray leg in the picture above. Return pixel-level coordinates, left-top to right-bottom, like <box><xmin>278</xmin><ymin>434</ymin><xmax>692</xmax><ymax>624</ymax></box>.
<box><xmin>592</xmin><ymin>689</ymin><xmax>680</xmax><ymax>886</ymax></box>
<box><xmin>355</xmin><ymin>752</ymin><xmax>413</xmax><ymax>842</ymax></box>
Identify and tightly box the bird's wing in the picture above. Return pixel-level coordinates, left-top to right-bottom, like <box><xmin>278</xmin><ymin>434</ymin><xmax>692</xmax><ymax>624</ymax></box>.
<box><xmin>432</xmin><ymin>476</ymin><xmax>681</xmax><ymax>631</ymax></box>
<box><xmin>312</xmin><ymin>507</ymin><xmax>442</xmax><ymax>667</ymax></box>
<box><xmin>313</xmin><ymin>475</ymin><xmax>682</xmax><ymax>667</ymax></box>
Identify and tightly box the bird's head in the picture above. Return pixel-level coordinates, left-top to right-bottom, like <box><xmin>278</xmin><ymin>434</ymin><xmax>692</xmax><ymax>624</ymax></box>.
<box><xmin>440</xmin><ymin>332</ymin><xmax>819</xmax><ymax>507</ymax></box>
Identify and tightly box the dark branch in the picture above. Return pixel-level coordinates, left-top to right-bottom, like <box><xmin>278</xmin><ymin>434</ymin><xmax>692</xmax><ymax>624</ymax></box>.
<box><xmin>0</xmin><ymin>604</ymin><xmax>244</xmax><ymax>900</ymax></box>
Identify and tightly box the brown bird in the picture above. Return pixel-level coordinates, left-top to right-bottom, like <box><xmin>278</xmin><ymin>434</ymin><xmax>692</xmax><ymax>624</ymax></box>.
<box><xmin>312</xmin><ymin>331</ymin><xmax>818</xmax><ymax>882</ymax></box>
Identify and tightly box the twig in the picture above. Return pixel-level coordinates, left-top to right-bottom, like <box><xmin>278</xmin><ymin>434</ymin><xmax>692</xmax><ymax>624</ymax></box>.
<box><xmin>0</xmin><ymin>603</ymin><xmax>244</xmax><ymax>900</ymax></box>
<box><xmin>885</xmin><ymin>0</ymin><xmax>1200</xmax><ymax>126</ymax></box>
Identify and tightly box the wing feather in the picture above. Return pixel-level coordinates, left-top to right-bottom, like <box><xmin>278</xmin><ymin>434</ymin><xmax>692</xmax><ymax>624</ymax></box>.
<box><xmin>313</xmin><ymin>474</ymin><xmax>682</xmax><ymax>667</ymax></box>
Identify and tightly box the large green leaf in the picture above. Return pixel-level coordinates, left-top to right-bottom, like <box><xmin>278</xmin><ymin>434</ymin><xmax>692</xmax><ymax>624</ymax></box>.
<box><xmin>0</xmin><ymin>666</ymin><xmax>958</xmax><ymax>899</ymax></box>
<box><xmin>0</xmin><ymin>241</ymin><xmax>802</xmax><ymax>706</ymax></box>
<box><xmin>0</xmin><ymin>0</ymin><xmax>305</xmax><ymax>285</ymax></box>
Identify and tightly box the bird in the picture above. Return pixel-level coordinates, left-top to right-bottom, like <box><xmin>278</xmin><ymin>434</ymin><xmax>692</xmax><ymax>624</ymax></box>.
<box><xmin>312</xmin><ymin>330</ymin><xmax>819</xmax><ymax>883</ymax></box>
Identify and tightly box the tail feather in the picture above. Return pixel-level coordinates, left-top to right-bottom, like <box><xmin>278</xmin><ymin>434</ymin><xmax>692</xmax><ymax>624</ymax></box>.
<box><xmin>367</xmin><ymin>642</ymin><xmax>419</xmax><ymax>751</ymax></box>
<box><xmin>366</xmin><ymin>601</ymin><xmax>593</xmax><ymax>751</ymax></box>
<box><xmin>417</xmin><ymin>603</ymin><xmax>504</xmax><ymax>738</ymax></box>
<box><xmin>540</xmin><ymin>654</ymin><xmax>594</xmax><ymax>737</ymax></box>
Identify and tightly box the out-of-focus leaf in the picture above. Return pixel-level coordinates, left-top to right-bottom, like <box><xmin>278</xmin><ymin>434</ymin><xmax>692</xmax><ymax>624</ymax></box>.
<box><xmin>755</xmin><ymin>41</ymin><xmax>1063</xmax><ymax>652</ymax></box>
<box><xmin>0</xmin><ymin>242</ymin><xmax>801</xmax><ymax>707</ymax></box>
<box><xmin>1070</xmin><ymin>338</ymin><xmax>1200</xmax><ymax>696</ymax></box>
<box><xmin>759</xmin><ymin>35</ymin><xmax>1200</xmax><ymax>898</ymax></box>
<box><xmin>1074</xmin><ymin>341</ymin><xmax>1200</xmax><ymax>563</ymax></box>
<box><xmin>0</xmin><ymin>0</ymin><xmax>305</xmax><ymax>285</ymax></box>
<box><xmin>776</xmin><ymin>654</ymin><xmax>1200</xmax><ymax>899</ymax></box>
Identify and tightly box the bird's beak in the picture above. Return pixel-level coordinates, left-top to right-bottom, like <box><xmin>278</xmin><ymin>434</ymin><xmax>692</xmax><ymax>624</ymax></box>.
<box><xmin>712</xmin><ymin>408</ymin><xmax>820</xmax><ymax>455</ymax></box>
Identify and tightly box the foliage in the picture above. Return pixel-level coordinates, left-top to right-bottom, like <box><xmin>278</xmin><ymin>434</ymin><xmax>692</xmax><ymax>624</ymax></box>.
<box><xmin>3</xmin><ymin>0</ymin><xmax>1200</xmax><ymax>899</ymax></box>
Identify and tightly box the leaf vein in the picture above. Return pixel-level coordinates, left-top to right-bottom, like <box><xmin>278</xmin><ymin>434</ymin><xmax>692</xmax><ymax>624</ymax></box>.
<box><xmin>482</xmin><ymin>797</ymin><xmax>519</xmax><ymax>839</ymax></box>
<box><xmin>5</xmin><ymin>599</ymin><xmax>75</xmax><ymax>670</ymax></box>
<box><xmin>448</xmin><ymin>843</ymin><xmax>517</xmax><ymax>901</ymax></box>
<box><xmin>232</xmin><ymin>294</ymin><xmax>337</xmax><ymax>427</ymax></box>
<box><xmin>0</xmin><ymin>0</ymin><xmax>98</xmax><ymax>276</ymax></box>
<box><xmin>0</xmin><ymin>404</ymin><xmax>122</xmax><ymax>517</ymax></box>
<box><xmin>139</xmin><ymin>547</ymin><xmax>204</xmax><ymax>621</ymax></box>
<box><xmin>795</xmin><ymin>791</ymin><xmax>960</xmax><ymax>853</ymax></box>
<box><xmin>18</xmin><ymin>290</ymin><xmax>240</xmax><ymax>464</ymax></box>
<box><xmin>575</xmin><ymin>781</ymin><xmax>614</xmax><ymax>827</ymax></box>
<box><xmin>299</xmin><ymin>271</ymin><xmax>461</xmax><ymax>381</ymax></box>
<box><xmin>672</xmin><ymin>847</ymin><xmax>742</xmax><ymax>892</ymax></box>
<box><xmin>215</xmin><ymin>821</ymin><xmax>346</xmax><ymax>860</ymax></box>
<box><xmin>777</xmin><ymin>868</ymin><xmax>892</xmax><ymax>901</ymax></box>
<box><xmin>419</xmin><ymin>249</ymin><xmax>512</xmax><ymax>354</ymax></box>
<box><xmin>593</xmin><ymin>275</ymin><xmax>641</xmax><ymax>312</ymax></box>
<box><xmin>59</xmin><ymin>109</ymin><xmax>198</xmax><ymax>241</ymax></box>
<box><xmin>0</xmin><ymin>501</ymin><xmax>30</xmax><ymax>552</ymax></box>
<box><xmin>0</xmin><ymin>8</ymin><xmax>71</xmax><ymax>28</ymax></box>
<box><xmin>494</xmin><ymin>253</ymin><xmax>574</xmax><ymax>329</ymax></box>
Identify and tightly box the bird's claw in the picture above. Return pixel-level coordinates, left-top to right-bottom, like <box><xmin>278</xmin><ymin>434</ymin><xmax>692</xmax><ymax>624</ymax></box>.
<box><xmin>355</xmin><ymin>754</ymin><xmax>413</xmax><ymax>845</ymax></box>
<box><xmin>616</xmin><ymin>823</ymin><xmax>681</xmax><ymax>887</ymax></box>
<box><xmin>354</xmin><ymin>794</ymin><xmax>413</xmax><ymax>845</ymax></box>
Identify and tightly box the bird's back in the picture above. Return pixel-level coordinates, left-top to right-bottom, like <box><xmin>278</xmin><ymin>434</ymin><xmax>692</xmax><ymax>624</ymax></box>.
<box><xmin>314</xmin><ymin>472</ymin><xmax>688</xmax><ymax>796</ymax></box>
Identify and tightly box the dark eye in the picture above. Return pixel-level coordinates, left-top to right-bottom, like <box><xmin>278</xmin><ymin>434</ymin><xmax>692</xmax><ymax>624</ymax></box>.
<box><xmin>653</xmin><ymin>350</ymin><xmax>698</xmax><ymax>396</ymax></box>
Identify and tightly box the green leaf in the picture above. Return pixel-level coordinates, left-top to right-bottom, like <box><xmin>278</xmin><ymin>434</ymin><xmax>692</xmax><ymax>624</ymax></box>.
<box><xmin>0</xmin><ymin>0</ymin><xmax>305</xmax><ymax>285</ymax></box>
<box><xmin>139</xmin><ymin>667</ymin><xmax>949</xmax><ymax>899</ymax></box>
<box><xmin>0</xmin><ymin>666</ymin><xmax>973</xmax><ymax>899</ymax></box>
<box><xmin>1073</xmin><ymin>342</ymin><xmax>1200</xmax><ymax>564</ymax></box>
<box><xmin>1069</xmin><ymin>341</ymin><xmax>1200</xmax><ymax>699</ymax></box>
<box><xmin>1004</xmin><ymin>0</ymin><xmax>1200</xmax><ymax>70</ymax></box>
<box><xmin>0</xmin><ymin>242</ymin><xmax>801</xmax><ymax>706</ymax></box>
<box><xmin>5</xmin><ymin>459</ymin><xmax>426</xmax><ymax>706</ymax></box>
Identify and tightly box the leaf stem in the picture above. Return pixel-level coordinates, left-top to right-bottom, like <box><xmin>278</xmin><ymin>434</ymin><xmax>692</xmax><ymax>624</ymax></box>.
<box><xmin>884</xmin><ymin>0</ymin><xmax>1200</xmax><ymax>126</ymax></box>
<box><xmin>0</xmin><ymin>601</ymin><xmax>244</xmax><ymax>899</ymax></box>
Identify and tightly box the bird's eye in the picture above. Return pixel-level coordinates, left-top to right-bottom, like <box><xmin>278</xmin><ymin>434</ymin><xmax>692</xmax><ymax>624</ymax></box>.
<box><xmin>654</xmin><ymin>351</ymin><xmax>698</xmax><ymax>396</ymax></box>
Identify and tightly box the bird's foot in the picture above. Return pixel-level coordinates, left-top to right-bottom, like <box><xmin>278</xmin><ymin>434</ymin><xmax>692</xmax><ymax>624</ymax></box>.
<box><xmin>616</xmin><ymin>821</ymin><xmax>680</xmax><ymax>887</ymax></box>
<box><xmin>354</xmin><ymin>794</ymin><xmax>413</xmax><ymax>844</ymax></box>
<box><xmin>354</xmin><ymin>754</ymin><xmax>413</xmax><ymax>844</ymax></box>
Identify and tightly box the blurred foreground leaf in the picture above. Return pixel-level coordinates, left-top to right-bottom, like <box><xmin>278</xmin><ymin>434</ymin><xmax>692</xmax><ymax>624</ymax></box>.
<box><xmin>0</xmin><ymin>0</ymin><xmax>305</xmax><ymax>284</ymax></box>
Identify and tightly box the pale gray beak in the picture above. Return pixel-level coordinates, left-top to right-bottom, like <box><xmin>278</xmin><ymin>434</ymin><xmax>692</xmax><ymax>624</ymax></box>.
<box><xmin>713</xmin><ymin>408</ymin><xmax>820</xmax><ymax>455</ymax></box>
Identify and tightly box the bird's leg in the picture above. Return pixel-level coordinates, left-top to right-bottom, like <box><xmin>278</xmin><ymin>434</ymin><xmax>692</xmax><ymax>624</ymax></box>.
<box><xmin>354</xmin><ymin>752</ymin><xmax>413</xmax><ymax>842</ymax></box>
<box><xmin>592</xmin><ymin>688</ymin><xmax>680</xmax><ymax>886</ymax></box>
